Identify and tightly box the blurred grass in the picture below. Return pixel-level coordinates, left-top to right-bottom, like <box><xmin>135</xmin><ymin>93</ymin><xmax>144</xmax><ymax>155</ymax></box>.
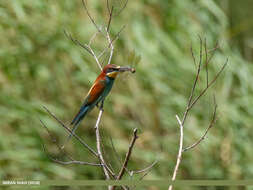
<box><xmin>0</xmin><ymin>0</ymin><xmax>253</xmax><ymax>189</ymax></box>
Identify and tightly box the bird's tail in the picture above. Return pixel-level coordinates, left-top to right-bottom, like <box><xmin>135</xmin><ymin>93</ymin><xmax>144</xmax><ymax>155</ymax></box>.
<box><xmin>61</xmin><ymin>105</ymin><xmax>89</xmax><ymax>149</ymax></box>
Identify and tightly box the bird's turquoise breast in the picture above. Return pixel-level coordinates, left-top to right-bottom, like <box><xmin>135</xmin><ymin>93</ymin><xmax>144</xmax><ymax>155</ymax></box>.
<box><xmin>102</xmin><ymin>76</ymin><xmax>115</xmax><ymax>98</ymax></box>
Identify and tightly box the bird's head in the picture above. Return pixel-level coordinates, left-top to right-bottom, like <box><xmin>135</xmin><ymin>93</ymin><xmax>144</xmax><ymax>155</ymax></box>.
<box><xmin>103</xmin><ymin>64</ymin><xmax>135</xmax><ymax>79</ymax></box>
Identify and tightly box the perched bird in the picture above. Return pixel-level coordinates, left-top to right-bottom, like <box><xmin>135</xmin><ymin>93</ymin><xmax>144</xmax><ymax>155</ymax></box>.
<box><xmin>63</xmin><ymin>64</ymin><xmax>135</xmax><ymax>146</ymax></box>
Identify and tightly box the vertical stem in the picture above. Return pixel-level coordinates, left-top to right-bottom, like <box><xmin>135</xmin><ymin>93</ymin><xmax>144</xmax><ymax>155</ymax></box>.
<box><xmin>95</xmin><ymin>109</ymin><xmax>111</xmax><ymax>189</ymax></box>
<box><xmin>168</xmin><ymin>115</ymin><xmax>184</xmax><ymax>190</ymax></box>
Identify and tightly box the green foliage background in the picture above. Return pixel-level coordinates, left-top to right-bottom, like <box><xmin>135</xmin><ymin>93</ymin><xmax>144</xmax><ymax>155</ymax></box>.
<box><xmin>0</xmin><ymin>0</ymin><xmax>253</xmax><ymax>189</ymax></box>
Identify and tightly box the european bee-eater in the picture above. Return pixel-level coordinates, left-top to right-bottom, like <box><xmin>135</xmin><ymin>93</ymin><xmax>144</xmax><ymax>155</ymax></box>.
<box><xmin>65</xmin><ymin>64</ymin><xmax>135</xmax><ymax>144</ymax></box>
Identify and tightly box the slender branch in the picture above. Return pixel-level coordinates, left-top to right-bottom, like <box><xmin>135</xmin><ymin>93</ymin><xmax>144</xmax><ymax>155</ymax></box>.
<box><xmin>42</xmin><ymin>144</ymin><xmax>102</xmax><ymax>166</ymax></box>
<box><xmin>188</xmin><ymin>59</ymin><xmax>228</xmax><ymax>110</ymax></box>
<box><xmin>181</xmin><ymin>40</ymin><xmax>202</xmax><ymax>126</ymax></box>
<box><xmin>117</xmin><ymin>128</ymin><xmax>138</xmax><ymax>180</ymax></box>
<box><xmin>106</xmin><ymin>29</ymin><xmax>114</xmax><ymax>65</ymax></box>
<box><xmin>114</xmin><ymin>0</ymin><xmax>129</xmax><ymax>17</ymax></box>
<box><xmin>95</xmin><ymin>108</ymin><xmax>113</xmax><ymax>181</ymax></box>
<box><xmin>98</xmin><ymin>25</ymin><xmax>126</xmax><ymax>60</ymax></box>
<box><xmin>107</xmin><ymin>6</ymin><xmax>114</xmax><ymax>32</ymax></box>
<box><xmin>204</xmin><ymin>38</ymin><xmax>209</xmax><ymax>87</ymax></box>
<box><xmin>168</xmin><ymin>115</ymin><xmax>184</xmax><ymax>190</ymax></box>
<box><xmin>183</xmin><ymin>98</ymin><xmax>217</xmax><ymax>152</ymax></box>
<box><xmin>42</xmin><ymin>106</ymin><xmax>98</xmax><ymax>157</ymax></box>
<box><xmin>64</xmin><ymin>30</ymin><xmax>93</xmax><ymax>55</ymax></box>
<box><xmin>39</xmin><ymin>119</ymin><xmax>102</xmax><ymax>166</ymax></box>
<box><xmin>131</xmin><ymin>160</ymin><xmax>158</xmax><ymax>174</ymax></box>
<box><xmin>81</xmin><ymin>0</ymin><xmax>104</xmax><ymax>35</ymax></box>
<box><xmin>88</xmin><ymin>46</ymin><xmax>103</xmax><ymax>71</ymax></box>
<box><xmin>109</xmin><ymin>135</ymin><xmax>125</xmax><ymax>169</ymax></box>
<box><xmin>64</xmin><ymin>30</ymin><xmax>103</xmax><ymax>71</ymax></box>
<box><xmin>111</xmin><ymin>128</ymin><xmax>138</xmax><ymax>190</ymax></box>
<box><xmin>88</xmin><ymin>30</ymin><xmax>100</xmax><ymax>46</ymax></box>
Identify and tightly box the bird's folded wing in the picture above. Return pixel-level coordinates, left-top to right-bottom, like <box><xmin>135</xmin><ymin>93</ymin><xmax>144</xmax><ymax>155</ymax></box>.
<box><xmin>86</xmin><ymin>79</ymin><xmax>106</xmax><ymax>105</ymax></box>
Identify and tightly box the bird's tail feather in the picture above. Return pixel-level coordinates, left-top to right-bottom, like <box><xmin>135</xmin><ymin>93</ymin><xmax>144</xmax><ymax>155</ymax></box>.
<box><xmin>71</xmin><ymin>105</ymin><xmax>89</xmax><ymax>126</ymax></box>
<box><xmin>61</xmin><ymin>105</ymin><xmax>89</xmax><ymax>149</ymax></box>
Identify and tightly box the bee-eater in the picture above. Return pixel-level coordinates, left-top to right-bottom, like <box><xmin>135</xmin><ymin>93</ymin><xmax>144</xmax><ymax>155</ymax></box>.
<box><xmin>64</xmin><ymin>64</ymin><xmax>135</xmax><ymax>145</ymax></box>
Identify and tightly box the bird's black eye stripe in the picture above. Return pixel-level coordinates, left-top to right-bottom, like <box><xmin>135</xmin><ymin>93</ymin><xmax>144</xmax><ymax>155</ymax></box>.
<box><xmin>107</xmin><ymin>68</ymin><xmax>117</xmax><ymax>73</ymax></box>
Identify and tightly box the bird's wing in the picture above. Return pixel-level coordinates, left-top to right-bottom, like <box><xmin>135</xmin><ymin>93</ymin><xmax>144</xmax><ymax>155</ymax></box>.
<box><xmin>85</xmin><ymin>79</ymin><xmax>106</xmax><ymax>105</ymax></box>
<box><xmin>70</xmin><ymin>79</ymin><xmax>106</xmax><ymax>126</ymax></box>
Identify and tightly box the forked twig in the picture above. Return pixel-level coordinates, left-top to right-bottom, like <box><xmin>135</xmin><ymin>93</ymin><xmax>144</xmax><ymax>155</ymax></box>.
<box><xmin>183</xmin><ymin>98</ymin><xmax>217</xmax><ymax>152</ymax></box>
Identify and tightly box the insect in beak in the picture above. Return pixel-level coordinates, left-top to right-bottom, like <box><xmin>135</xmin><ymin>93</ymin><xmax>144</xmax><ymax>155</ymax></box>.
<box><xmin>118</xmin><ymin>66</ymin><xmax>136</xmax><ymax>73</ymax></box>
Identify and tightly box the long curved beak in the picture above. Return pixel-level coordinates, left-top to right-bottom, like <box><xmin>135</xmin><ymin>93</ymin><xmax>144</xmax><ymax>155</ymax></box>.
<box><xmin>117</xmin><ymin>66</ymin><xmax>136</xmax><ymax>73</ymax></box>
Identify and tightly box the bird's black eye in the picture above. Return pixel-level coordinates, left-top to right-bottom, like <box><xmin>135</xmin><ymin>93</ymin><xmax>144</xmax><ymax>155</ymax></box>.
<box><xmin>107</xmin><ymin>68</ymin><xmax>114</xmax><ymax>73</ymax></box>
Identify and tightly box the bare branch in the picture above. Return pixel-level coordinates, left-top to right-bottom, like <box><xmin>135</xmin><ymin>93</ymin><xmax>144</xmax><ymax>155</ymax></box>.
<box><xmin>64</xmin><ymin>30</ymin><xmax>93</xmax><ymax>55</ymax></box>
<box><xmin>81</xmin><ymin>0</ymin><xmax>104</xmax><ymax>35</ymax></box>
<box><xmin>168</xmin><ymin>115</ymin><xmax>184</xmax><ymax>190</ymax></box>
<box><xmin>107</xmin><ymin>6</ymin><xmax>114</xmax><ymax>32</ymax></box>
<box><xmin>98</xmin><ymin>25</ymin><xmax>126</xmax><ymax>60</ymax></box>
<box><xmin>42</xmin><ymin>106</ymin><xmax>98</xmax><ymax>158</ymax></box>
<box><xmin>188</xmin><ymin>59</ymin><xmax>228</xmax><ymax>110</ymax></box>
<box><xmin>110</xmin><ymin>129</ymin><xmax>138</xmax><ymax>190</ymax></box>
<box><xmin>109</xmin><ymin>135</ymin><xmax>124</xmax><ymax>168</ymax></box>
<box><xmin>131</xmin><ymin>160</ymin><xmax>158</xmax><ymax>174</ymax></box>
<box><xmin>40</xmin><ymin>119</ymin><xmax>102</xmax><ymax>167</ymax></box>
<box><xmin>117</xmin><ymin>128</ymin><xmax>138</xmax><ymax>180</ymax></box>
<box><xmin>204</xmin><ymin>38</ymin><xmax>209</xmax><ymax>87</ymax></box>
<box><xmin>88</xmin><ymin>30</ymin><xmax>100</xmax><ymax>46</ymax></box>
<box><xmin>42</xmin><ymin>144</ymin><xmax>102</xmax><ymax>166</ymax></box>
<box><xmin>88</xmin><ymin>46</ymin><xmax>103</xmax><ymax>71</ymax></box>
<box><xmin>106</xmin><ymin>29</ymin><xmax>114</xmax><ymax>65</ymax></box>
<box><xmin>64</xmin><ymin>30</ymin><xmax>103</xmax><ymax>71</ymax></box>
<box><xmin>181</xmin><ymin>40</ymin><xmax>202</xmax><ymax>126</ymax></box>
<box><xmin>183</xmin><ymin>97</ymin><xmax>217</xmax><ymax>152</ymax></box>
<box><xmin>95</xmin><ymin>108</ymin><xmax>114</xmax><ymax>180</ymax></box>
<box><xmin>114</xmin><ymin>0</ymin><xmax>129</xmax><ymax>17</ymax></box>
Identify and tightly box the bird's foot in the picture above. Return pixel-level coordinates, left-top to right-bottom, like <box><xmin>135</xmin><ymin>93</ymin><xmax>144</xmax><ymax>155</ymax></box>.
<box><xmin>99</xmin><ymin>100</ymin><xmax>104</xmax><ymax>111</ymax></box>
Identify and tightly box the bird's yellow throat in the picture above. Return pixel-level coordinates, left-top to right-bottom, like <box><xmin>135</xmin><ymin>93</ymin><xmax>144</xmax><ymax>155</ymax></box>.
<box><xmin>106</xmin><ymin>71</ymin><xmax>118</xmax><ymax>78</ymax></box>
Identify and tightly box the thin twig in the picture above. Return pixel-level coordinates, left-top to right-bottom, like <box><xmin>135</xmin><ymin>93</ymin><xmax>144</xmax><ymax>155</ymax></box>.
<box><xmin>114</xmin><ymin>0</ymin><xmax>129</xmax><ymax>17</ymax></box>
<box><xmin>183</xmin><ymin>97</ymin><xmax>217</xmax><ymax>152</ymax></box>
<box><xmin>107</xmin><ymin>6</ymin><xmax>114</xmax><ymax>32</ymax></box>
<box><xmin>204</xmin><ymin>38</ymin><xmax>209</xmax><ymax>87</ymax></box>
<box><xmin>168</xmin><ymin>115</ymin><xmax>184</xmax><ymax>190</ymax></box>
<box><xmin>42</xmin><ymin>145</ymin><xmax>102</xmax><ymax>166</ymax></box>
<box><xmin>98</xmin><ymin>25</ymin><xmax>126</xmax><ymax>60</ymax></box>
<box><xmin>95</xmin><ymin>108</ymin><xmax>113</xmax><ymax>180</ymax></box>
<box><xmin>110</xmin><ymin>129</ymin><xmax>138</xmax><ymax>190</ymax></box>
<box><xmin>188</xmin><ymin>59</ymin><xmax>228</xmax><ymax>110</ymax></box>
<box><xmin>64</xmin><ymin>30</ymin><xmax>93</xmax><ymax>55</ymax></box>
<box><xmin>117</xmin><ymin>128</ymin><xmax>138</xmax><ymax>180</ymax></box>
<box><xmin>64</xmin><ymin>30</ymin><xmax>103</xmax><ymax>71</ymax></box>
<box><xmin>131</xmin><ymin>160</ymin><xmax>158</xmax><ymax>174</ymax></box>
<box><xmin>82</xmin><ymin>0</ymin><xmax>104</xmax><ymax>35</ymax></box>
<box><xmin>40</xmin><ymin>119</ymin><xmax>102</xmax><ymax>166</ymax></box>
<box><xmin>181</xmin><ymin>40</ymin><xmax>203</xmax><ymax>126</ymax></box>
<box><xmin>109</xmin><ymin>135</ymin><xmax>125</xmax><ymax>169</ymax></box>
<box><xmin>42</xmin><ymin>106</ymin><xmax>98</xmax><ymax>157</ymax></box>
<box><xmin>106</xmin><ymin>29</ymin><xmax>114</xmax><ymax>65</ymax></box>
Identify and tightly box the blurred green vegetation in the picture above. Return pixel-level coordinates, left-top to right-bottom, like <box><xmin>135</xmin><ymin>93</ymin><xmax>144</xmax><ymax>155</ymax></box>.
<box><xmin>0</xmin><ymin>0</ymin><xmax>253</xmax><ymax>190</ymax></box>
